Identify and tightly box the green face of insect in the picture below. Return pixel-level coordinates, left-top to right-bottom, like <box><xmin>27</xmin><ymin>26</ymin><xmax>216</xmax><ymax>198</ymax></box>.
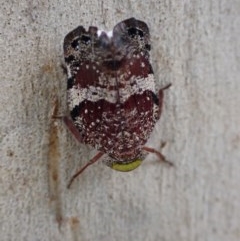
<box><xmin>111</xmin><ymin>159</ymin><xmax>142</xmax><ymax>172</ymax></box>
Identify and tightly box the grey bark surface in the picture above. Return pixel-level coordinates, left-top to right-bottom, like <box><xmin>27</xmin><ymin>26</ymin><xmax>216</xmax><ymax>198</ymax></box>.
<box><xmin>0</xmin><ymin>0</ymin><xmax>239</xmax><ymax>241</ymax></box>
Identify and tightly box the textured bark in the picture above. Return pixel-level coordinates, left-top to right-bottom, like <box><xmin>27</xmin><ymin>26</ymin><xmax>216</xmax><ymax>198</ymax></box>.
<box><xmin>0</xmin><ymin>0</ymin><xmax>239</xmax><ymax>241</ymax></box>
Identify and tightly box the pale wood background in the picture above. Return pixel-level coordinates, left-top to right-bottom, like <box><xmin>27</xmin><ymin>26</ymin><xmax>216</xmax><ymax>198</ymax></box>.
<box><xmin>0</xmin><ymin>0</ymin><xmax>239</xmax><ymax>241</ymax></box>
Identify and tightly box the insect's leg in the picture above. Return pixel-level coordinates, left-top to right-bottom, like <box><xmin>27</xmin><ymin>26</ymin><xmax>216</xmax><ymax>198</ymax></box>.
<box><xmin>62</xmin><ymin>116</ymin><xmax>84</xmax><ymax>143</ymax></box>
<box><xmin>67</xmin><ymin>152</ymin><xmax>105</xmax><ymax>188</ymax></box>
<box><xmin>158</xmin><ymin>83</ymin><xmax>172</xmax><ymax>98</ymax></box>
<box><xmin>158</xmin><ymin>83</ymin><xmax>172</xmax><ymax>101</ymax></box>
<box><xmin>160</xmin><ymin>83</ymin><xmax>172</xmax><ymax>92</ymax></box>
<box><xmin>157</xmin><ymin>83</ymin><xmax>172</xmax><ymax>118</ymax></box>
<box><xmin>142</xmin><ymin>146</ymin><xmax>173</xmax><ymax>166</ymax></box>
<box><xmin>53</xmin><ymin>115</ymin><xmax>84</xmax><ymax>143</ymax></box>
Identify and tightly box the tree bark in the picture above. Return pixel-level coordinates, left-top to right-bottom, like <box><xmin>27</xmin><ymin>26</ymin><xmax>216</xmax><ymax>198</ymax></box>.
<box><xmin>0</xmin><ymin>1</ymin><xmax>239</xmax><ymax>240</ymax></box>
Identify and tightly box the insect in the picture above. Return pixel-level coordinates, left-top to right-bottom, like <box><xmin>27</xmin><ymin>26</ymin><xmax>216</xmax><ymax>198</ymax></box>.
<box><xmin>63</xmin><ymin>18</ymin><xmax>172</xmax><ymax>188</ymax></box>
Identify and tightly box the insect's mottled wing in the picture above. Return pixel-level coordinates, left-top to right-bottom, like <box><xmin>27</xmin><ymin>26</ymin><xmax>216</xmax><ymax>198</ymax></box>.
<box><xmin>63</xmin><ymin>18</ymin><xmax>162</xmax><ymax>160</ymax></box>
<box><xmin>63</xmin><ymin>25</ymin><xmax>102</xmax><ymax>146</ymax></box>
<box><xmin>63</xmin><ymin>25</ymin><xmax>123</xmax><ymax>149</ymax></box>
<box><xmin>110</xmin><ymin>19</ymin><xmax>161</xmax><ymax>152</ymax></box>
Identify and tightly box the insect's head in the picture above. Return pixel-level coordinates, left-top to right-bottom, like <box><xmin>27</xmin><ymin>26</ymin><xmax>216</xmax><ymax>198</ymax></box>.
<box><xmin>105</xmin><ymin>149</ymin><xmax>146</xmax><ymax>172</ymax></box>
<box><xmin>110</xmin><ymin>159</ymin><xmax>143</xmax><ymax>172</ymax></box>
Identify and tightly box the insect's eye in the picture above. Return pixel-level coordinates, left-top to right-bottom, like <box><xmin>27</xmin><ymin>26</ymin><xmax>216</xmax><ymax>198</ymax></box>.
<box><xmin>71</xmin><ymin>38</ymin><xmax>80</xmax><ymax>49</ymax></box>
<box><xmin>80</xmin><ymin>35</ymin><xmax>91</xmax><ymax>44</ymax></box>
<box><xmin>71</xmin><ymin>35</ymin><xmax>91</xmax><ymax>49</ymax></box>
<box><xmin>127</xmin><ymin>27</ymin><xmax>144</xmax><ymax>38</ymax></box>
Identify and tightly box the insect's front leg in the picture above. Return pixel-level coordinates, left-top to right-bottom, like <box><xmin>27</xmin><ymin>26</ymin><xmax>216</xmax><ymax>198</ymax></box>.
<box><xmin>67</xmin><ymin>152</ymin><xmax>105</xmax><ymax>188</ymax></box>
<box><xmin>143</xmin><ymin>146</ymin><xmax>173</xmax><ymax>166</ymax></box>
